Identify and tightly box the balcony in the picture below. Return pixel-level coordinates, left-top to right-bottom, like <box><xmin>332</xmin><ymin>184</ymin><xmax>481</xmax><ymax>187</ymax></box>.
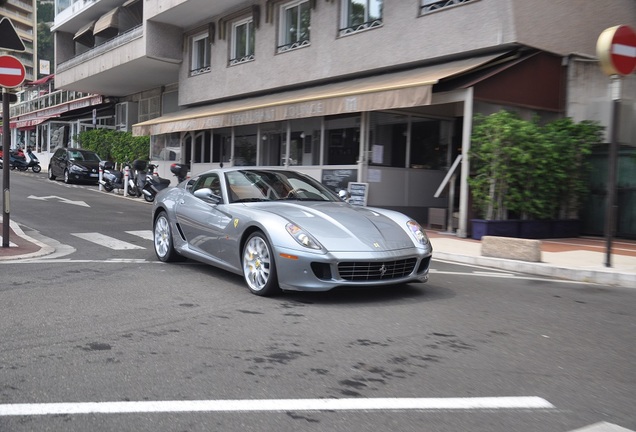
<box><xmin>55</xmin><ymin>20</ymin><xmax>182</xmax><ymax>96</ymax></box>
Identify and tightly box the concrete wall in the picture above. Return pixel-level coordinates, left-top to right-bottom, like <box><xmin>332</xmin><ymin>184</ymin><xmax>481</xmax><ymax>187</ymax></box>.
<box><xmin>177</xmin><ymin>0</ymin><xmax>636</xmax><ymax>107</ymax></box>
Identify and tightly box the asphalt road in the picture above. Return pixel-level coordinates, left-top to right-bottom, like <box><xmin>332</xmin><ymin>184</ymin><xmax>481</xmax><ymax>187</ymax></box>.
<box><xmin>1</xmin><ymin>170</ymin><xmax>634</xmax><ymax>432</ymax></box>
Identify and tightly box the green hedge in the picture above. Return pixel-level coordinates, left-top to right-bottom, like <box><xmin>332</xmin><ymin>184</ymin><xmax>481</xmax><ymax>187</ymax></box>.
<box><xmin>75</xmin><ymin>129</ymin><xmax>150</xmax><ymax>164</ymax></box>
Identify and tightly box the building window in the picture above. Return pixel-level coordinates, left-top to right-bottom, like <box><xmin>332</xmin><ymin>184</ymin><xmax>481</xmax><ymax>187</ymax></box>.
<box><xmin>278</xmin><ymin>0</ymin><xmax>311</xmax><ymax>53</ymax></box>
<box><xmin>325</xmin><ymin>114</ymin><xmax>360</xmax><ymax>165</ymax></box>
<box><xmin>191</xmin><ymin>33</ymin><xmax>211</xmax><ymax>75</ymax></box>
<box><xmin>420</xmin><ymin>0</ymin><xmax>476</xmax><ymax>15</ymax></box>
<box><xmin>230</xmin><ymin>18</ymin><xmax>255</xmax><ymax>66</ymax></box>
<box><xmin>339</xmin><ymin>0</ymin><xmax>383</xmax><ymax>37</ymax></box>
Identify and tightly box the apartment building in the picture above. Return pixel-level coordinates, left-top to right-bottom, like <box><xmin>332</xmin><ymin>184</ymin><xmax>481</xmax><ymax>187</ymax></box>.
<box><xmin>47</xmin><ymin>0</ymin><xmax>636</xmax><ymax>236</ymax></box>
<box><xmin>0</xmin><ymin>0</ymin><xmax>36</xmax><ymax>80</ymax></box>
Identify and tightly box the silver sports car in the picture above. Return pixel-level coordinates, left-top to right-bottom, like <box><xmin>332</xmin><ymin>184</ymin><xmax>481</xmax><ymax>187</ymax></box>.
<box><xmin>152</xmin><ymin>168</ymin><xmax>433</xmax><ymax>296</ymax></box>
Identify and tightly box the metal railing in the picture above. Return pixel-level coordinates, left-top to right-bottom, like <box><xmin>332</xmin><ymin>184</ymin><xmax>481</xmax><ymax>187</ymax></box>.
<box><xmin>9</xmin><ymin>89</ymin><xmax>93</xmax><ymax>117</ymax></box>
<box><xmin>57</xmin><ymin>25</ymin><xmax>143</xmax><ymax>72</ymax></box>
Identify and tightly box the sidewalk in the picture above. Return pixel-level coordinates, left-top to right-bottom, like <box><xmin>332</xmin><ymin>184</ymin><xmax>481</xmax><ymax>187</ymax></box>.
<box><xmin>1</xmin><ymin>217</ymin><xmax>635</xmax><ymax>288</ymax></box>
<box><xmin>428</xmin><ymin>230</ymin><xmax>636</xmax><ymax>288</ymax></box>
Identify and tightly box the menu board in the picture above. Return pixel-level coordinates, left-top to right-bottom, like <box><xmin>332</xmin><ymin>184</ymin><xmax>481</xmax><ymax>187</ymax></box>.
<box><xmin>347</xmin><ymin>182</ymin><xmax>369</xmax><ymax>206</ymax></box>
<box><xmin>321</xmin><ymin>169</ymin><xmax>357</xmax><ymax>193</ymax></box>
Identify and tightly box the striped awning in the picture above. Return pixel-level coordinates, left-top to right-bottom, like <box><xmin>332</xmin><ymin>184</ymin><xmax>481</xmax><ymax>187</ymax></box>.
<box><xmin>133</xmin><ymin>54</ymin><xmax>501</xmax><ymax>136</ymax></box>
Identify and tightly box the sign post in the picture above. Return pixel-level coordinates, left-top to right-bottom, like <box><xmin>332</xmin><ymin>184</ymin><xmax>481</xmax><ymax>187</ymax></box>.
<box><xmin>0</xmin><ymin>18</ymin><xmax>26</xmax><ymax>248</ymax></box>
<box><xmin>596</xmin><ymin>25</ymin><xmax>636</xmax><ymax>267</ymax></box>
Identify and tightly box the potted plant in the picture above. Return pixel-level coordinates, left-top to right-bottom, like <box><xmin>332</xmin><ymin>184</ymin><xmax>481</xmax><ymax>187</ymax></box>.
<box><xmin>541</xmin><ymin>118</ymin><xmax>603</xmax><ymax>238</ymax></box>
<box><xmin>468</xmin><ymin>111</ymin><xmax>534</xmax><ymax>239</ymax></box>
<box><xmin>468</xmin><ymin>111</ymin><xmax>603</xmax><ymax>240</ymax></box>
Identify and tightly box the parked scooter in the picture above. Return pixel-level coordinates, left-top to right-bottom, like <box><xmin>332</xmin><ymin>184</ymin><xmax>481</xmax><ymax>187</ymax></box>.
<box><xmin>24</xmin><ymin>148</ymin><xmax>42</xmax><ymax>173</ymax></box>
<box><xmin>99</xmin><ymin>161</ymin><xmax>134</xmax><ymax>193</ymax></box>
<box><xmin>5</xmin><ymin>150</ymin><xmax>30</xmax><ymax>171</ymax></box>
<box><xmin>129</xmin><ymin>159</ymin><xmax>148</xmax><ymax>198</ymax></box>
<box><xmin>140</xmin><ymin>163</ymin><xmax>171</xmax><ymax>203</ymax></box>
<box><xmin>170</xmin><ymin>163</ymin><xmax>189</xmax><ymax>184</ymax></box>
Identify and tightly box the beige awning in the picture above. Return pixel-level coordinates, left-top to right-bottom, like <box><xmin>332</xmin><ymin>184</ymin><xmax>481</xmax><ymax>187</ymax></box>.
<box><xmin>133</xmin><ymin>54</ymin><xmax>501</xmax><ymax>136</ymax></box>
<box><xmin>94</xmin><ymin>7</ymin><xmax>119</xmax><ymax>35</ymax></box>
<box><xmin>73</xmin><ymin>21</ymin><xmax>95</xmax><ymax>41</ymax></box>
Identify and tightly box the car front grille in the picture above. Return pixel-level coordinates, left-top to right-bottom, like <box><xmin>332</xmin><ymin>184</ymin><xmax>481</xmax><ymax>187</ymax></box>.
<box><xmin>338</xmin><ymin>258</ymin><xmax>417</xmax><ymax>281</ymax></box>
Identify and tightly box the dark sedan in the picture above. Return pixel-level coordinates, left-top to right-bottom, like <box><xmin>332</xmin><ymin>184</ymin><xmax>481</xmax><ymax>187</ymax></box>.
<box><xmin>48</xmin><ymin>147</ymin><xmax>101</xmax><ymax>184</ymax></box>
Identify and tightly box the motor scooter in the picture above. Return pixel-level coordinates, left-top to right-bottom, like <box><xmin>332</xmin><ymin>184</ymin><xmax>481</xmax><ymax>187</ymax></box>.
<box><xmin>24</xmin><ymin>148</ymin><xmax>42</xmax><ymax>173</ymax></box>
<box><xmin>7</xmin><ymin>150</ymin><xmax>30</xmax><ymax>171</ymax></box>
<box><xmin>140</xmin><ymin>163</ymin><xmax>172</xmax><ymax>203</ymax></box>
<box><xmin>99</xmin><ymin>161</ymin><xmax>133</xmax><ymax>193</ymax></box>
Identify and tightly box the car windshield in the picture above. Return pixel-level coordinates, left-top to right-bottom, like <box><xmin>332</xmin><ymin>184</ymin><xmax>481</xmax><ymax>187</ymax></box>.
<box><xmin>78</xmin><ymin>150</ymin><xmax>101</xmax><ymax>161</ymax></box>
<box><xmin>226</xmin><ymin>170</ymin><xmax>340</xmax><ymax>203</ymax></box>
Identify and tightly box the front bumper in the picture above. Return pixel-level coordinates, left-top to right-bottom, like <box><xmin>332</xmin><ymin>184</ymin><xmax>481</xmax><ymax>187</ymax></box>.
<box><xmin>274</xmin><ymin>246</ymin><xmax>432</xmax><ymax>292</ymax></box>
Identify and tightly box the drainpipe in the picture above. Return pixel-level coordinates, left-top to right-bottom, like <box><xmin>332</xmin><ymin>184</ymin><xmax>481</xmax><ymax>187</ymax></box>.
<box><xmin>457</xmin><ymin>87</ymin><xmax>474</xmax><ymax>239</ymax></box>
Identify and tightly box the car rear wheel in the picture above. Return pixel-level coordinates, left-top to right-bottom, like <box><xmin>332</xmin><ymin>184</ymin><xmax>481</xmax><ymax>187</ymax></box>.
<box><xmin>153</xmin><ymin>211</ymin><xmax>181</xmax><ymax>262</ymax></box>
<box><xmin>48</xmin><ymin>166</ymin><xmax>56</xmax><ymax>180</ymax></box>
<box><xmin>242</xmin><ymin>232</ymin><xmax>280</xmax><ymax>296</ymax></box>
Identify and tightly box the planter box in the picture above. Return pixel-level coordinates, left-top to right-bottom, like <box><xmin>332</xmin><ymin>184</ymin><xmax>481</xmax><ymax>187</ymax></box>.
<box><xmin>471</xmin><ymin>219</ymin><xmax>520</xmax><ymax>240</ymax></box>
<box><xmin>550</xmin><ymin>219</ymin><xmax>581</xmax><ymax>238</ymax></box>
<box><xmin>519</xmin><ymin>220</ymin><xmax>551</xmax><ymax>239</ymax></box>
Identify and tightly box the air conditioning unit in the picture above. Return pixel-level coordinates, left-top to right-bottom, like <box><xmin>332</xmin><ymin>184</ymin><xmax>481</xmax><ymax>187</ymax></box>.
<box><xmin>115</xmin><ymin>102</ymin><xmax>138</xmax><ymax>132</ymax></box>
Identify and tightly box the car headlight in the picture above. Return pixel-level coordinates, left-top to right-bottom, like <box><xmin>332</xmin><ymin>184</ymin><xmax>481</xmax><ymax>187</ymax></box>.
<box><xmin>406</xmin><ymin>220</ymin><xmax>429</xmax><ymax>246</ymax></box>
<box><xmin>286</xmin><ymin>223</ymin><xmax>322</xmax><ymax>250</ymax></box>
<box><xmin>70</xmin><ymin>164</ymin><xmax>87</xmax><ymax>173</ymax></box>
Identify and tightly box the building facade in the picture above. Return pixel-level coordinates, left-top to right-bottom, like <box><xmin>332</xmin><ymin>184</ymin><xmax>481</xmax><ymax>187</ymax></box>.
<box><xmin>45</xmin><ymin>0</ymin><xmax>636</xmax><ymax>236</ymax></box>
<box><xmin>0</xmin><ymin>0</ymin><xmax>37</xmax><ymax>80</ymax></box>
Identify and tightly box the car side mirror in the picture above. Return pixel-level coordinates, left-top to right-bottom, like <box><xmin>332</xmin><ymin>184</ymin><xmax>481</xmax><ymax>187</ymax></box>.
<box><xmin>193</xmin><ymin>188</ymin><xmax>222</xmax><ymax>204</ymax></box>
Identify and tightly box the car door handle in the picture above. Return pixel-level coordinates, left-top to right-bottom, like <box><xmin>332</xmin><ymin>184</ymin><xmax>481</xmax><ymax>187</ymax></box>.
<box><xmin>179</xmin><ymin>200</ymin><xmax>185</xmax><ymax>204</ymax></box>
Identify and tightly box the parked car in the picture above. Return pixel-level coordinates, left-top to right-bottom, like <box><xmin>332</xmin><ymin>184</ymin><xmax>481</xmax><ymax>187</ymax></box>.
<box><xmin>48</xmin><ymin>147</ymin><xmax>101</xmax><ymax>184</ymax></box>
<box><xmin>152</xmin><ymin>168</ymin><xmax>433</xmax><ymax>296</ymax></box>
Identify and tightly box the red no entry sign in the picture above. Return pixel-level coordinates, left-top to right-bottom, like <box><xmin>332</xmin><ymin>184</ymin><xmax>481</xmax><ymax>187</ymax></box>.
<box><xmin>0</xmin><ymin>55</ymin><xmax>26</xmax><ymax>88</ymax></box>
<box><xmin>597</xmin><ymin>25</ymin><xmax>636</xmax><ymax>76</ymax></box>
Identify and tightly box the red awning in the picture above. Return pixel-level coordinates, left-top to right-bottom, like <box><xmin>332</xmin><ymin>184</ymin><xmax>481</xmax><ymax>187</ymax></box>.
<box><xmin>10</xmin><ymin>117</ymin><xmax>56</xmax><ymax>129</ymax></box>
<box><xmin>27</xmin><ymin>74</ymin><xmax>55</xmax><ymax>86</ymax></box>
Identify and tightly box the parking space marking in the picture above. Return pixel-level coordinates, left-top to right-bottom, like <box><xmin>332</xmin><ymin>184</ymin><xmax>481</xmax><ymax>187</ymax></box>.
<box><xmin>0</xmin><ymin>396</ymin><xmax>555</xmax><ymax>416</ymax></box>
<box><xmin>71</xmin><ymin>233</ymin><xmax>145</xmax><ymax>250</ymax></box>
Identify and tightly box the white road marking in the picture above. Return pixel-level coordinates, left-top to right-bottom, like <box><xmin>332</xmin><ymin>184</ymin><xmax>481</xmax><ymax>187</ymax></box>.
<box><xmin>27</xmin><ymin>195</ymin><xmax>90</xmax><ymax>207</ymax></box>
<box><xmin>0</xmin><ymin>397</ymin><xmax>555</xmax><ymax>416</ymax></box>
<box><xmin>125</xmin><ymin>230</ymin><xmax>154</xmax><ymax>241</ymax></box>
<box><xmin>71</xmin><ymin>233</ymin><xmax>145</xmax><ymax>250</ymax></box>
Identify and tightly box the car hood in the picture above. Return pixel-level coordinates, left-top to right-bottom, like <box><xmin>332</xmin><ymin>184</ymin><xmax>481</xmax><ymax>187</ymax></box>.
<box><xmin>259</xmin><ymin>202</ymin><xmax>415</xmax><ymax>252</ymax></box>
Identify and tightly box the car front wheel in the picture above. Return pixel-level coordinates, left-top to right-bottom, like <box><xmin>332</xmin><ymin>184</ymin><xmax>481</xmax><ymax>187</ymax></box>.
<box><xmin>64</xmin><ymin>169</ymin><xmax>71</xmax><ymax>184</ymax></box>
<box><xmin>153</xmin><ymin>211</ymin><xmax>181</xmax><ymax>262</ymax></box>
<box><xmin>242</xmin><ymin>232</ymin><xmax>280</xmax><ymax>296</ymax></box>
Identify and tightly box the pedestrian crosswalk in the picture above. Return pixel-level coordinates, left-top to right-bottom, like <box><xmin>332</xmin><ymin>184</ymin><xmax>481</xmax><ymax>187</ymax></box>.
<box><xmin>71</xmin><ymin>230</ymin><xmax>153</xmax><ymax>250</ymax></box>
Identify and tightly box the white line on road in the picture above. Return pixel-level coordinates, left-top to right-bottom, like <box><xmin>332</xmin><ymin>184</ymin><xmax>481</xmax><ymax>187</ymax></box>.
<box><xmin>125</xmin><ymin>230</ymin><xmax>154</xmax><ymax>241</ymax></box>
<box><xmin>0</xmin><ymin>397</ymin><xmax>555</xmax><ymax>416</ymax></box>
<box><xmin>71</xmin><ymin>233</ymin><xmax>145</xmax><ymax>250</ymax></box>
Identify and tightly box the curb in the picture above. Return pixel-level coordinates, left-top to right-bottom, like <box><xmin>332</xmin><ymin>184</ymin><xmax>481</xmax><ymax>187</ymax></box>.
<box><xmin>0</xmin><ymin>219</ymin><xmax>55</xmax><ymax>261</ymax></box>
<box><xmin>433</xmin><ymin>251</ymin><xmax>636</xmax><ymax>289</ymax></box>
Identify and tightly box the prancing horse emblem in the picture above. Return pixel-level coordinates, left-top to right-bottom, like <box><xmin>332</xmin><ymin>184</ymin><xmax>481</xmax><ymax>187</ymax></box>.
<box><xmin>379</xmin><ymin>264</ymin><xmax>387</xmax><ymax>276</ymax></box>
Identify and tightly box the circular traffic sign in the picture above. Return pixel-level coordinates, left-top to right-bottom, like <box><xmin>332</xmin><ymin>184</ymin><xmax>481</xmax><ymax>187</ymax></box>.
<box><xmin>597</xmin><ymin>25</ymin><xmax>636</xmax><ymax>76</ymax></box>
<box><xmin>0</xmin><ymin>54</ymin><xmax>26</xmax><ymax>88</ymax></box>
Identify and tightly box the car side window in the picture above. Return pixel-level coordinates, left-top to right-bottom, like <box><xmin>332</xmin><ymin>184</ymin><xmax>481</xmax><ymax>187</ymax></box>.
<box><xmin>191</xmin><ymin>174</ymin><xmax>222</xmax><ymax>198</ymax></box>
